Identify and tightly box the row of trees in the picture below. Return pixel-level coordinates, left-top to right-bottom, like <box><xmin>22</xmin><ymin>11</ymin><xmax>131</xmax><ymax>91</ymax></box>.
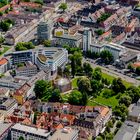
<box><xmin>86</xmin><ymin>50</ymin><xmax>113</xmax><ymax>64</ymax></box>
<box><xmin>15</xmin><ymin>42</ymin><xmax>35</xmax><ymax>51</ymax></box>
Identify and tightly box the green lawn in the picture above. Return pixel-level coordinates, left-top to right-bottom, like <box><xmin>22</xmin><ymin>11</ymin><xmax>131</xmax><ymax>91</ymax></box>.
<box><xmin>0</xmin><ymin>47</ymin><xmax>10</xmax><ymax>56</ymax></box>
<box><xmin>102</xmin><ymin>72</ymin><xmax>132</xmax><ymax>88</ymax></box>
<box><xmin>72</xmin><ymin>78</ymin><xmax>78</xmax><ymax>88</ymax></box>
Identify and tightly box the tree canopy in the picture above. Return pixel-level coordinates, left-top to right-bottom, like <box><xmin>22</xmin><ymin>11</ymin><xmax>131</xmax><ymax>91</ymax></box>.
<box><xmin>48</xmin><ymin>89</ymin><xmax>62</xmax><ymax>102</ymax></box>
<box><xmin>34</xmin><ymin>80</ymin><xmax>51</xmax><ymax>99</ymax></box>
<box><xmin>15</xmin><ymin>42</ymin><xmax>35</xmax><ymax>51</ymax></box>
<box><xmin>43</xmin><ymin>40</ymin><xmax>51</xmax><ymax>47</ymax></box>
<box><xmin>77</xmin><ymin>77</ymin><xmax>91</xmax><ymax>93</ymax></box>
<box><xmin>111</xmin><ymin>78</ymin><xmax>126</xmax><ymax>94</ymax></box>
<box><xmin>59</xmin><ymin>3</ymin><xmax>67</xmax><ymax>12</ymax></box>
<box><xmin>100</xmin><ymin>50</ymin><xmax>113</xmax><ymax>64</ymax></box>
<box><xmin>68</xmin><ymin>90</ymin><xmax>83</xmax><ymax>105</ymax></box>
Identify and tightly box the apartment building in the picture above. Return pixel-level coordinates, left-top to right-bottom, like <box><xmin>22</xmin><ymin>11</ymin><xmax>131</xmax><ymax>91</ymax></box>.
<box><xmin>0</xmin><ymin>58</ymin><xmax>9</xmax><ymax>74</ymax></box>
<box><xmin>11</xmin><ymin>123</ymin><xmax>51</xmax><ymax>140</ymax></box>
<box><xmin>13</xmin><ymin>70</ymin><xmax>47</xmax><ymax>104</ymax></box>
<box><xmin>54</xmin><ymin>34</ymin><xmax>82</xmax><ymax>48</ymax></box>
<box><xmin>0</xmin><ymin>97</ymin><xmax>18</xmax><ymax>116</ymax></box>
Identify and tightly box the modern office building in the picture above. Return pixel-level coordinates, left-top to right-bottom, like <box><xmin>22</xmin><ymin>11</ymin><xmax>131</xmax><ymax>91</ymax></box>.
<box><xmin>37</xmin><ymin>21</ymin><xmax>53</xmax><ymax>41</ymax></box>
<box><xmin>7</xmin><ymin>51</ymin><xmax>34</xmax><ymax>66</ymax></box>
<box><xmin>82</xmin><ymin>28</ymin><xmax>91</xmax><ymax>52</ymax></box>
<box><xmin>6</xmin><ymin>47</ymin><xmax>68</xmax><ymax>75</ymax></box>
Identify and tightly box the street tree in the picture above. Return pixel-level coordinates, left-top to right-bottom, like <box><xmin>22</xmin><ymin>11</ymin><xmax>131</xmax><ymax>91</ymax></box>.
<box><xmin>100</xmin><ymin>50</ymin><xmax>113</xmax><ymax>64</ymax></box>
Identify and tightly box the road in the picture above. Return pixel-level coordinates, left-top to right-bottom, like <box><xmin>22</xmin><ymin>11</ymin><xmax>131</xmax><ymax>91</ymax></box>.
<box><xmin>83</xmin><ymin>58</ymin><xmax>140</xmax><ymax>86</ymax></box>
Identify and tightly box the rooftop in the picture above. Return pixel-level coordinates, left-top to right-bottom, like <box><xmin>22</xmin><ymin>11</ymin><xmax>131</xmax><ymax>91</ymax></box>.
<box><xmin>0</xmin><ymin>58</ymin><xmax>8</xmax><ymax>65</ymax></box>
<box><xmin>0</xmin><ymin>123</ymin><xmax>13</xmax><ymax>137</ymax></box>
<box><xmin>113</xmin><ymin>121</ymin><xmax>140</xmax><ymax>140</ymax></box>
<box><xmin>50</xmin><ymin>127</ymin><xmax>78</xmax><ymax>140</ymax></box>
<box><xmin>12</xmin><ymin>123</ymin><xmax>50</xmax><ymax>137</ymax></box>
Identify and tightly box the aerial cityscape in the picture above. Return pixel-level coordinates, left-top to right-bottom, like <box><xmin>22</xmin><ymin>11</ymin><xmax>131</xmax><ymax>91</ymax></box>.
<box><xmin>0</xmin><ymin>0</ymin><xmax>140</xmax><ymax>139</ymax></box>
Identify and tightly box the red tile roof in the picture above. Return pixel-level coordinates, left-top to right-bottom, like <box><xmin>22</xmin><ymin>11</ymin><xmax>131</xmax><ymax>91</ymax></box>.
<box><xmin>0</xmin><ymin>58</ymin><xmax>8</xmax><ymax>65</ymax></box>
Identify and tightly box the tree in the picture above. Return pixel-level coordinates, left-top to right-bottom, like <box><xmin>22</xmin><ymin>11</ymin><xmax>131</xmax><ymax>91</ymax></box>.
<box><xmin>34</xmin><ymin>80</ymin><xmax>51</xmax><ymax>98</ymax></box>
<box><xmin>34</xmin><ymin>0</ymin><xmax>43</xmax><ymax>5</ymax></box>
<box><xmin>43</xmin><ymin>40</ymin><xmax>51</xmax><ymax>47</ymax></box>
<box><xmin>48</xmin><ymin>89</ymin><xmax>62</xmax><ymax>102</ymax></box>
<box><xmin>19</xmin><ymin>136</ymin><xmax>24</xmax><ymax>140</ymax></box>
<box><xmin>70</xmin><ymin>55</ymin><xmax>76</xmax><ymax>77</ymax></box>
<box><xmin>111</xmin><ymin>78</ymin><xmax>126</xmax><ymax>94</ymax></box>
<box><xmin>100</xmin><ymin>50</ymin><xmax>113</xmax><ymax>64</ymax></box>
<box><xmin>83</xmin><ymin>62</ymin><xmax>93</xmax><ymax>77</ymax></box>
<box><xmin>127</xmin><ymin>63</ymin><xmax>134</xmax><ymax>71</ymax></box>
<box><xmin>107</xmin><ymin>120</ymin><xmax>113</xmax><ymax>128</ymax></box>
<box><xmin>95</xmin><ymin>29</ymin><xmax>104</xmax><ymax>35</ymax></box>
<box><xmin>92</xmin><ymin>67</ymin><xmax>102</xmax><ymax>81</ymax></box>
<box><xmin>63</xmin><ymin>65</ymin><xmax>70</xmax><ymax>77</ymax></box>
<box><xmin>15</xmin><ymin>42</ymin><xmax>35</xmax><ymax>51</ymax></box>
<box><xmin>59</xmin><ymin>3</ymin><xmax>67</xmax><ymax>12</ymax></box>
<box><xmin>0</xmin><ymin>19</ymin><xmax>14</xmax><ymax>32</ymax></box>
<box><xmin>116</xmin><ymin>121</ymin><xmax>122</xmax><ymax>128</ymax></box>
<box><xmin>114</xmin><ymin>104</ymin><xmax>128</xmax><ymax>119</ymax></box>
<box><xmin>69</xmin><ymin>51</ymin><xmax>82</xmax><ymax>77</ymax></box>
<box><xmin>0</xmin><ymin>21</ymin><xmax>10</xmax><ymax>31</ymax></box>
<box><xmin>17</xmin><ymin>63</ymin><xmax>24</xmax><ymax>67</ymax></box>
<box><xmin>33</xmin><ymin>112</ymin><xmax>37</xmax><ymax>124</ymax></box>
<box><xmin>119</xmin><ymin>95</ymin><xmax>132</xmax><ymax>107</ymax></box>
<box><xmin>0</xmin><ymin>36</ymin><xmax>4</xmax><ymax>46</ymax></box>
<box><xmin>106</xmin><ymin>133</ymin><xmax>113</xmax><ymax>140</ymax></box>
<box><xmin>0</xmin><ymin>12</ymin><xmax>3</xmax><ymax>16</ymax></box>
<box><xmin>77</xmin><ymin>77</ymin><xmax>91</xmax><ymax>93</ymax></box>
<box><xmin>136</xmin><ymin>67</ymin><xmax>140</xmax><ymax>75</ymax></box>
<box><xmin>96</xmin><ymin>136</ymin><xmax>103</xmax><ymax>140</ymax></box>
<box><xmin>91</xmin><ymin>79</ymin><xmax>103</xmax><ymax>95</ymax></box>
<box><xmin>126</xmin><ymin>86</ymin><xmax>140</xmax><ymax>103</ymax></box>
<box><xmin>81</xmin><ymin>92</ymin><xmax>88</xmax><ymax>105</ymax></box>
<box><xmin>68</xmin><ymin>90</ymin><xmax>83</xmax><ymax>105</ymax></box>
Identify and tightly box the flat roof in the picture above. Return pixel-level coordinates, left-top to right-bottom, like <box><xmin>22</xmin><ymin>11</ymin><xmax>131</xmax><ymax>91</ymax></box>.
<box><xmin>50</xmin><ymin>128</ymin><xmax>78</xmax><ymax>140</ymax></box>
<box><xmin>12</xmin><ymin>123</ymin><xmax>50</xmax><ymax>137</ymax></box>
<box><xmin>0</xmin><ymin>123</ymin><xmax>13</xmax><ymax>137</ymax></box>
<box><xmin>113</xmin><ymin>121</ymin><xmax>140</xmax><ymax>140</ymax></box>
